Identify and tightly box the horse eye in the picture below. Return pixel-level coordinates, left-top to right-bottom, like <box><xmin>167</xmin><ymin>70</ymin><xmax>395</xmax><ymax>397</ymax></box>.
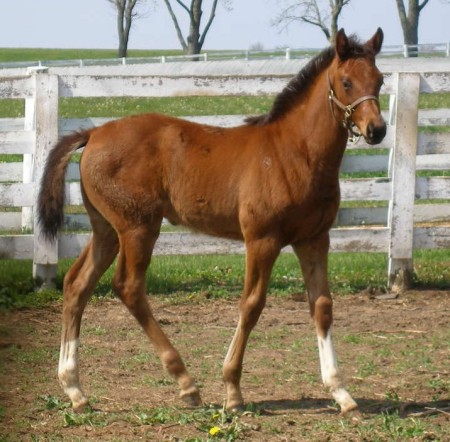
<box><xmin>342</xmin><ymin>79</ymin><xmax>352</xmax><ymax>90</ymax></box>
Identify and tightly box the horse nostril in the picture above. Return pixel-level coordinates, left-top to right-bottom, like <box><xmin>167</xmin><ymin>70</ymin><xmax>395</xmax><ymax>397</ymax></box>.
<box><xmin>367</xmin><ymin>122</ymin><xmax>386</xmax><ymax>144</ymax></box>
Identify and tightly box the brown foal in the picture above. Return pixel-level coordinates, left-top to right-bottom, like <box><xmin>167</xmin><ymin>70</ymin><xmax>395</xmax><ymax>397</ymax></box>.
<box><xmin>38</xmin><ymin>28</ymin><xmax>386</xmax><ymax>414</ymax></box>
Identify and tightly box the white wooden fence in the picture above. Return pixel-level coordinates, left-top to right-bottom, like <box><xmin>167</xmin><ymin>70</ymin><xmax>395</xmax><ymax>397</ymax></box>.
<box><xmin>0</xmin><ymin>58</ymin><xmax>449</xmax><ymax>290</ymax></box>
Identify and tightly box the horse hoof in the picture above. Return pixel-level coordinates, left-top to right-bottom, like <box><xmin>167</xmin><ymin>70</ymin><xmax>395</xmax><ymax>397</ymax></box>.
<box><xmin>226</xmin><ymin>402</ymin><xmax>245</xmax><ymax>414</ymax></box>
<box><xmin>341</xmin><ymin>404</ymin><xmax>360</xmax><ymax>419</ymax></box>
<box><xmin>180</xmin><ymin>388</ymin><xmax>202</xmax><ymax>407</ymax></box>
<box><xmin>72</xmin><ymin>399</ymin><xmax>90</xmax><ymax>414</ymax></box>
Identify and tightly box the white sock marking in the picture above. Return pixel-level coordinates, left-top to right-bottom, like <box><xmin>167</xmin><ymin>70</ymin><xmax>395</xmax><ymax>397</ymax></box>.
<box><xmin>58</xmin><ymin>339</ymin><xmax>87</xmax><ymax>408</ymax></box>
<box><xmin>317</xmin><ymin>329</ymin><xmax>357</xmax><ymax>411</ymax></box>
<box><xmin>317</xmin><ymin>330</ymin><xmax>338</xmax><ymax>387</ymax></box>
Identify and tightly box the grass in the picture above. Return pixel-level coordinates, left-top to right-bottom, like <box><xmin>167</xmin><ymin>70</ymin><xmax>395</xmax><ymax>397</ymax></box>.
<box><xmin>60</xmin><ymin>96</ymin><xmax>274</xmax><ymax>118</ymax></box>
<box><xmin>0</xmin><ymin>48</ymin><xmax>184</xmax><ymax>63</ymax></box>
<box><xmin>1</xmin><ymin>93</ymin><xmax>449</xmax><ymax>120</ymax></box>
<box><xmin>0</xmin><ymin>95</ymin><xmax>273</xmax><ymax>119</ymax></box>
<box><xmin>1</xmin><ymin>249</ymin><xmax>450</xmax><ymax>310</ymax></box>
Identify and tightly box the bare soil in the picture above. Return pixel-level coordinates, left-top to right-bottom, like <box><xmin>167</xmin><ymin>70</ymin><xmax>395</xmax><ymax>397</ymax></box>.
<box><xmin>0</xmin><ymin>290</ymin><xmax>449</xmax><ymax>441</ymax></box>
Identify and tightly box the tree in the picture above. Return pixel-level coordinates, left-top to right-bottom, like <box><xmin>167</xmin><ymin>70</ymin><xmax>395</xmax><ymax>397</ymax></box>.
<box><xmin>273</xmin><ymin>0</ymin><xmax>351</xmax><ymax>43</ymax></box>
<box><xmin>162</xmin><ymin>0</ymin><xmax>231</xmax><ymax>55</ymax></box>
<box><xmin>394</xmin><ymin>0</ymin><xmax>430</xmax><ymax>57</ymax></box>
<box><xmin>108</xmin><ymin>0</ymin><xmax>147</xmax><ymax>57</ymax></box>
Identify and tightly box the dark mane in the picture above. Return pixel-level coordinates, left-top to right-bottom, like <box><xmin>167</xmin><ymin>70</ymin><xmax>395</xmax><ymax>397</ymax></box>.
<box><xmin>246</xmin><ymin>36</ymin><xmax>369</xmax><ymax>126</ymax></box>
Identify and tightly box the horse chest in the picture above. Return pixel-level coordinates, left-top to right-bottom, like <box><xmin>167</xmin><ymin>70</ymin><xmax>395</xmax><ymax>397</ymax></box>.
<box><xmin>282</xmin><ymin>187</ymin><xmax>340</xmax><ymax>244</ymax></box>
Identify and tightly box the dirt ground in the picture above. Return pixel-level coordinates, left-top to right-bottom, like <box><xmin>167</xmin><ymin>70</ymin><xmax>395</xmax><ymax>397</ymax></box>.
<box><xmin>0</xmin><ymin>290</ymin><xmax>449</xmax><ymax>441</ymax></box>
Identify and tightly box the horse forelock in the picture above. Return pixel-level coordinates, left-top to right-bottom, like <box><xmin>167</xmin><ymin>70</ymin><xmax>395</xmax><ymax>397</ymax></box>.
<box><xmin>339</xmin><ymin>34</ymin><xmax>378</xmax><ymax>60</ymax></box>
<box><xmin>245</xmin><ymin>35</ymin><xmax>372</xmax><ymax>127</ymax></box>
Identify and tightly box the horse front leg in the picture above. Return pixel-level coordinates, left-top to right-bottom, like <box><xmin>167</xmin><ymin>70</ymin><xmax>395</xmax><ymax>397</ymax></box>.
<box><xmin>223</xmin><ymin>237</ymin><xmax>280</xmax><ymax>411</ymax></box>
<box><xmin>293</xmin><ymin>233</ymin><xmax>357</xmax><ymax>415</ymax></box>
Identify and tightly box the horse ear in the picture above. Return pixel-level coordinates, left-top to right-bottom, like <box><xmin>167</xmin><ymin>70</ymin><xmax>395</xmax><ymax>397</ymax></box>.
<box><xmin>335</xmin><ymin>28</ymin><xmax>350</xmax><ymax>59</ymax></box>
<box><xmin>366</xmin><ymin>28</ymin><xmax>384</xmax><ymax>55</ymax></box>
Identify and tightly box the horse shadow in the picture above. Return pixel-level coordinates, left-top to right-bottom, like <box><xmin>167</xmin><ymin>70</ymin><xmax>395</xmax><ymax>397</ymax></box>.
<box><xmin>249</xmin><ymin>397</ymin><xmax>450</xmax><ymax>418</ymax></box>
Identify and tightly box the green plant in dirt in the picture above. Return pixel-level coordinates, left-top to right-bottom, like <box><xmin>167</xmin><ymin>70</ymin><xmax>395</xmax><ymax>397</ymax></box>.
<box><xmin>62</xmin><ymin>406</ymin><xmax>110</xmax><ymax>428</ymax></box>
<box><xmin>136</xmin><ymin>406</ymin><xmax>178</xmax><ymax>425</ymax></box>
<box><xmin>428</xmin><ymin>376</ymin><xmax>449</xmax><ymax>401</ymax></box>
<box><xmin>356</xmin><ymin>356</ymin><xmax>377</xmax><ymax>378</ymax></box>
<box><xmin>39</xmin><ymin>394</ymin><xmax>69</xmax><ymax>411</ymax></box>
<box><xmin>380</xmin><ymin>411</ymin><xmax>426</xmax><ymax>440</ymax></box>
<box><xmin>194</xmin><ymin>404</ymin><xmax>252</xmax><ymax>441</ymax></box>
<box><xmin>134</xmin><ymin>404</ymin><xmax>252</xmax><ymax>440</ymax></box>
<box><xmin>384</xmin><ymin>389</ymin><xmax>400</xmax><ymax>403</ymax></box>
<box><xmin>83</xmin><ymin>325</ymin><xmax>107</xmax><ymax>336</ymax></box>
<box><xmin>342</xmin><ymin>333</ymin><xmax>363</xmax><ymax>344</ymax></box>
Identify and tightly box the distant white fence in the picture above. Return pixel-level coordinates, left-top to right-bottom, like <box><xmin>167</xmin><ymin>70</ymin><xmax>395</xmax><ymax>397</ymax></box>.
<box><xmin>0</xmin><ymin>42</ymin><xmax>448</xmax><ymax>70</ymax></box>
<box><xmin>0</xmin><ymin>58</ymin><xmax>449</xmax><ymax>290</ymax></box>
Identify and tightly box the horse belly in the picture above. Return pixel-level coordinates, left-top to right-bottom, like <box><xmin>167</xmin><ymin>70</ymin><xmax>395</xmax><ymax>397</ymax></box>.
<box><xmin>165</xmin><ymin>189</ymin><xmax>243</xmax><ymax>240</ymax></box>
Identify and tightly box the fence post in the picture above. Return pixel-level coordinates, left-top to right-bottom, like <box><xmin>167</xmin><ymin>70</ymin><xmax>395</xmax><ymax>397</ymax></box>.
<box><xmin>32</xmin><ymin>70</ymin><xmax>59</xmax><ymax>288</ymax></box>
<box><xmin>403</xmin><ymin>45</ymin><xmax>408</xmax><ymax>58</ymax></box>
<box><xmin>22</xmin><ymin>97</ymin><xmax>35</xmax><ymax>231</ymax></box>
<box><xmin>387</xmin><ymin>72</ymin><xmax>420</xmax><ymax>292</ymax></box>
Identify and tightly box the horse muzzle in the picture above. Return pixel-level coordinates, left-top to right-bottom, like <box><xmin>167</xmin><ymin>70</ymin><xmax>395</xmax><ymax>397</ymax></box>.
<box><xmin>363</xmin><ymin>120</ymin><xmax>387</xmax><ymax>145</ymax></box>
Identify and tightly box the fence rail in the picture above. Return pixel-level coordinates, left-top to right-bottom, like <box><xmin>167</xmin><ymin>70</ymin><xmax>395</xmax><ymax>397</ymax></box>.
<box><xmin>0</xmin><ymin>58</ymin><xmax>449</xmax><ymax>290</ymax></box>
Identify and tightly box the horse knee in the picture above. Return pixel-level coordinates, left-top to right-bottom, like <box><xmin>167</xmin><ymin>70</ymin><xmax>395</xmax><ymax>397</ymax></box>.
<box><xmin>312</xmin><ymin>295</ymin><xmax>333</xmax><ymax>336</ymax></box>
<box><xmin>240</xmin><ymin>293</ymin><xmax>266</xmax><ymax>327</ymax></box>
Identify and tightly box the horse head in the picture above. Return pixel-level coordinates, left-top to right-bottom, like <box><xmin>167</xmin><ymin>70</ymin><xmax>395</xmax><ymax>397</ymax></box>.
<box><xmin>328</xmin><ymin>28</ymin><xmax>386</xmax><ymax>145</ymax></box>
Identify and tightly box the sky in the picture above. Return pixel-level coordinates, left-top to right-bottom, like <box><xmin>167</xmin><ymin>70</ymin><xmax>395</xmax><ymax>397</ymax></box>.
<box><xmin>1</xmin><ymin>0</ymin><xmax>449</xmax><ymax>51</ymax></box>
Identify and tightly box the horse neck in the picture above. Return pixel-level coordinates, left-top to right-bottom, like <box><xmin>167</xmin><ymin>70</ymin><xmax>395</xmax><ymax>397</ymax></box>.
<box><xmin>280</xmin><ymin>68</ymin><xmax>348</xmax><ymax>176</ymax></box>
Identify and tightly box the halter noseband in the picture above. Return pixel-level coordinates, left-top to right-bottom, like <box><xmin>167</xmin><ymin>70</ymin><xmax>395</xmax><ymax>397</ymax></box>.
<box><xmin>327</xmin><ymin>71</ymin><xmax>379</xmax><ymax>144</ymax></box>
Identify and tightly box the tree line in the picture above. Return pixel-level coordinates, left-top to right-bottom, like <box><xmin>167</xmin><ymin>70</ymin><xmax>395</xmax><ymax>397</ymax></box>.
<box><xmin>108</xmin><ymin>0</ymin><xmax>446</xmax><ymax>58</ymax></box>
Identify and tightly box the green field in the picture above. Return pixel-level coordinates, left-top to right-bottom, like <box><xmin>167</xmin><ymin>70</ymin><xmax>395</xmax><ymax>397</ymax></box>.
<box><xmin>0</xmin><ymin>47</ymin><xmax>184</xmax><ymax>63</ymax></box>
<box><xmin>2</xmin><ymin>248</ymin><xmax>450</xmax><ymax>309</ymax></box>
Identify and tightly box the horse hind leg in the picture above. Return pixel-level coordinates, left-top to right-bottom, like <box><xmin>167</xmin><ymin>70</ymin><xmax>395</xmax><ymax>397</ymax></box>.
<box><xmin>112</xmin><ymin>224</ymin><xmax>201</xmax><ymax>406</ymax></box>
<box><xmin>293</xmin><ymin>234</ymin><xmax>357</xmax><ymax>415</ymax></box>
<box><xmin>58</xmin><ymin>215</ymin><xmax>119</xmax><ymax>412</ymax></box>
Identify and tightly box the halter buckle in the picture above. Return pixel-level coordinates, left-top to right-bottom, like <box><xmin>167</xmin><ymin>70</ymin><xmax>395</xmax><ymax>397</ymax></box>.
<box><xmin>344</xmin><ymin>106</ymin><xmax>354</xmax><ymax>122</ymax></box>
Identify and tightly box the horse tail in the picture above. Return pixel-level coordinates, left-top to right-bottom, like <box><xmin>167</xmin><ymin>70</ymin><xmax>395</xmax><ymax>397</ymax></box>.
<box><xmin>38</xmin><ymin>130</ymin><xmax>92</xmax><ymax>242</ymax></box>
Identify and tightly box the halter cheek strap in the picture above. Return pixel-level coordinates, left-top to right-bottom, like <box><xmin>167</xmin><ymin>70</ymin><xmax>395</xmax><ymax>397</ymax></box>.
<box><xmin>327</xmin><ymin>71</ymin><xmax>379</xmax><ymax>144</ymax></box>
